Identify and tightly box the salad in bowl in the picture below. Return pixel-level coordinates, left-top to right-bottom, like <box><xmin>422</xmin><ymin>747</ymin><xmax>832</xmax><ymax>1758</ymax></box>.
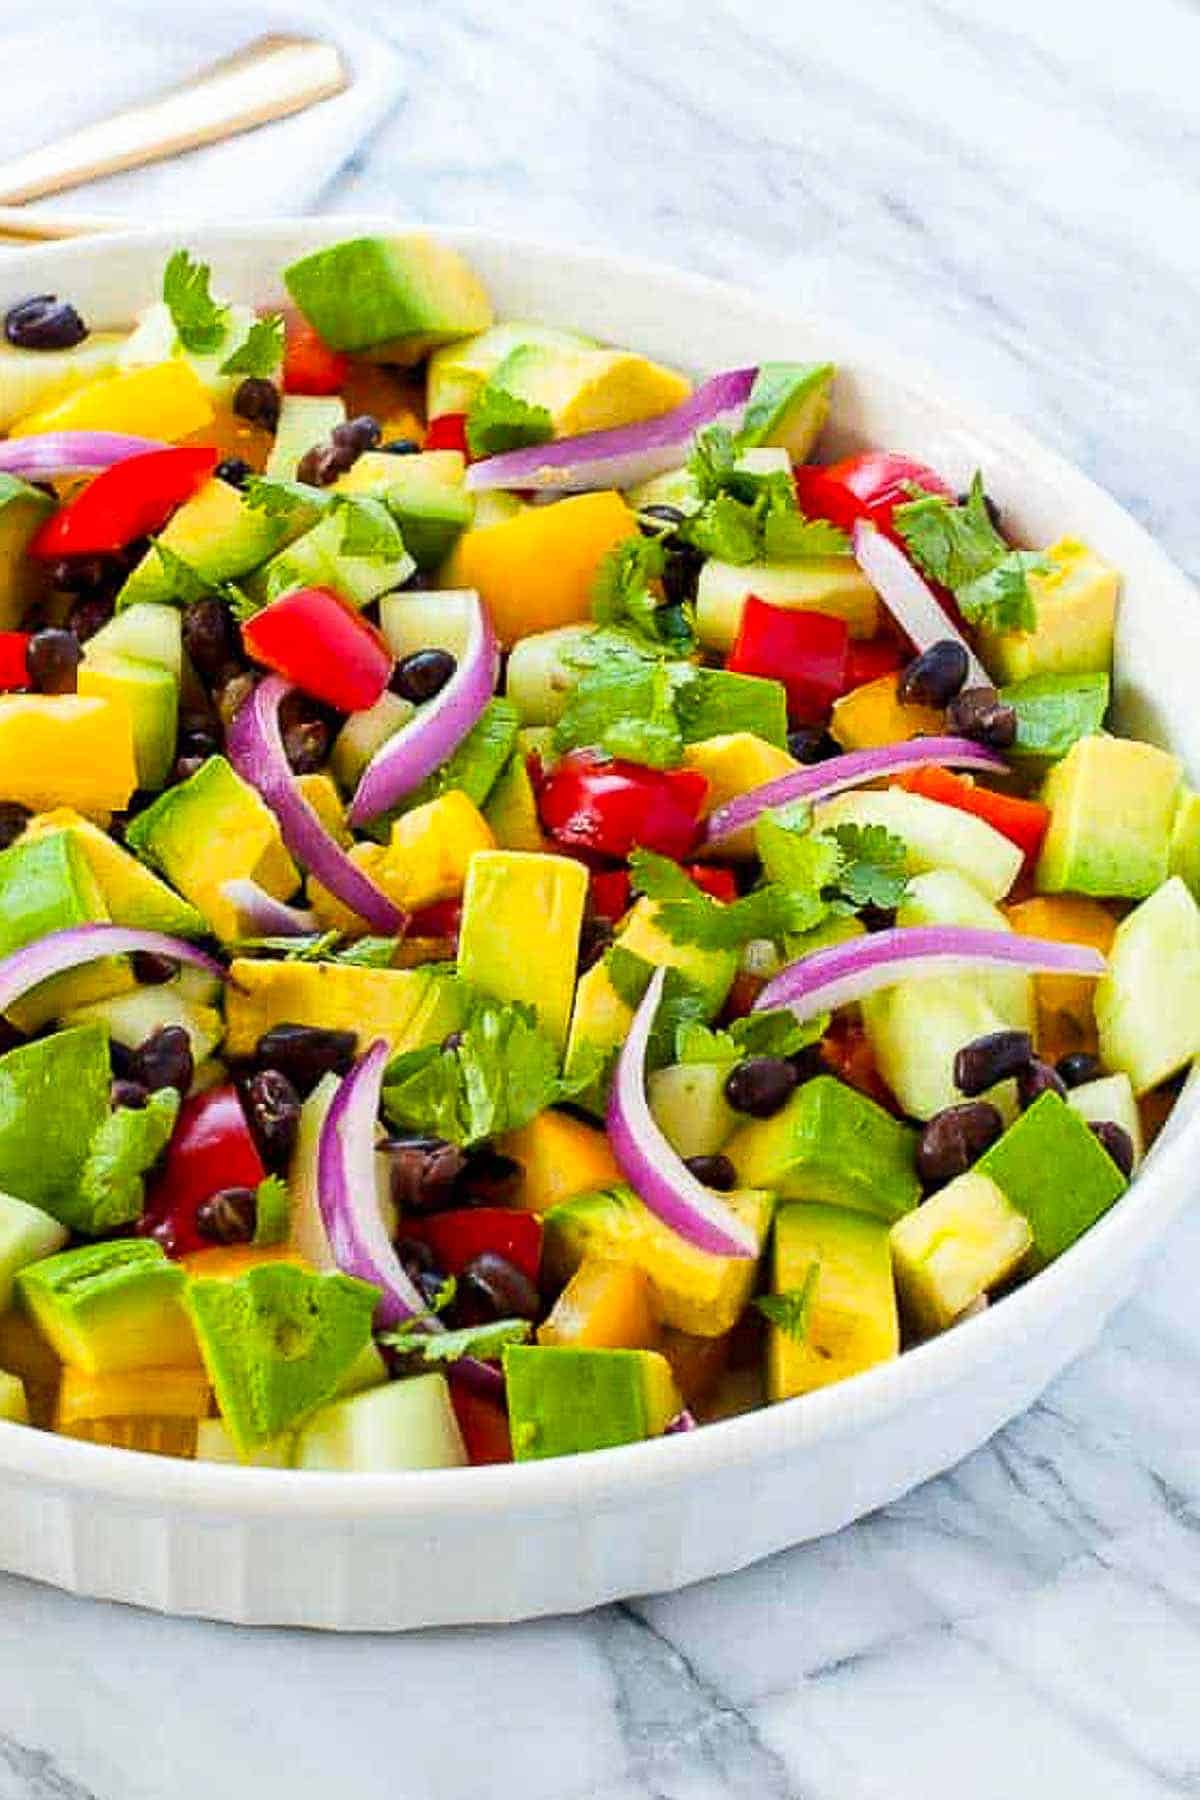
<box><xmin>0</xmin><ymin>231</ymin><xmax>1192</xmax><ymax>1478</ymax></box>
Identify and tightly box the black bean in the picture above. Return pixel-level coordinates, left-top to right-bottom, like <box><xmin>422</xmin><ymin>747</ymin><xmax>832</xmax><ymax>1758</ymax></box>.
<box><xmin>25</xmin><ymin>629</ymin><xmax>81</xmax><ymax>695</ymax></box>
<box><xmin>0</xmin><ymin>802</ymin><xmax>30</xmax><ymax>851</ymax></box>
<box><xmin>232</xmin><ymin>377</ymin><xmax>281</xmax><ymax>433</ymax></box>
<box><xmin>661</xmin><ymin>543</ymin><xmax>705</xmax><ymax>608</ymax></box>
<box><xmin>130</xmin><ymin>1025</ymin><xmax>194</xmax><ymax>1096</ymax></box>
<box><xmin>331</xmin><ymin>414</ymin><xmax>381</xmax><ymax>457</ymax></box>
<box><xmin>638</xmin><ymin>503</ymin><xmax>686</xmax><ymax>530</ymax></box>
<box><xmin>380</xmin><ymin>437</ymin><xmax>421</xmax><ymax>456</ymax></box>
<box><xmin>577</xmin><ymin>913</ymin><xmax>614</xmax><ymax>974</ymax></box>
<box><xmin>195</xmin><ymin>1186</ymin><xmax>257</xmax><ymax>1245</ymax></box>
<box><xmin>54</xmin><ymin>557</ymin><xmax>113</xmax><ymax>598</ymax></box>
<box><xmin>946</xmin><ymin>686</ymin><xmax>1017</xmax><ymax>750</ymax></box>
<box><xmin>453</xmin><ymin>1251</ymin><xmax>540</xmax><ymax>1325</ymax></box>
<box><xmin>171</xmin><ymin>754</ymin><xmax>208</xmax><ymax>787</ymax></box>
<box><xmin>177</xmin><ymin>723</ymin><xmax>221</xmax><ymax>761</ymax></box>
<box><xmin>283</xmin><ymin>718</ymin><xmax>329</xmax><ymax>774</ymax></box>
<box><xmin>214</xmin><ymin>456</ymin><xmax>252</xmax><ymax>490</ymax></box>
<box><xmin>460</xmin><ymin>1146</ymin><xmax>522</xmax><ymax>1207</ymax></box>
<box><xmin>859</xmin><ymin>904</ymin><xmax>898</xmax><ymax>932</ymax></box>
<box><xmin>295</xmin><ymin>443</ymin><xmax>345</xmax><ymax>487</ymax></box>
<box><xmin>787</xmin><ymin>727</ymin><xmax>839</xmax><ymax>765</ymax></box>
<box><xmin>1017</xmin><ymin>1059</ymin><xmax>1068</xmax><ymax>1108</ymax></box>
<box><xmin>954</xmin><ymin>1029</ymin><xmax>1033</xmax><ymax>1096</ymax></box>
<box><xmin>66</xmin><ymin>594</ymin><xmax>115</xmax><ymax>642</ymax></box>
<box><xmin>898</xmin><ymin>640</ymin><xmax>969</xmax><ymax>709</ymax></box>
<box><xmin>1056</xmin><ymin>1051</ymin><xmax>1102</xmax><ymax>1090</ymax></box>
<box><xmin>5</xmin><ymin>293</ymin><xmax>88</xmax><ymax>351</ymax></box>
<box><xmin>959</xmin><ymin>488</ymin><xmax>1003</xmax><ymax>531</ymax></box>
<box><xmin>253</xmin><ymin>1023</ymin><xmax>356</xmax><ymax>1095</ymax></box>
<box><xmin>724</xmin><ymin>1056</ymin><xmax>799</xmax><ymax>1118</ymax></box>
<box><xmin>788</xmin><ymin>1042</ymin><xmax>826</xmax><ymax>1082</ymax></box>
<box><xmin>391</xmin><ymin>648</ymin><xmax>457</xmax><ymax>704</ymax></box>
<box><xmin>916</xmin><ymin>1100</ymin><xmax>1005</xmax><ymax>1186</ymax></box>
<box><xmin>1090</xmin><ymin>1120</ymin><xmax>1135</xmax><ymax>1179</ymax></box>
<box><xmin>440</xmin><ymin>1030</ymin><xmax>465</xmax><ymax>1054</ymax></box>
<box><xmin>242</xmin><ymin>1068</ymin><xmax>301</xmax><ymax>1169</ymax></box>
<box><xmin>383</xmin><ymin>1135</ymin><xmax>467</xmax><ymax>1215</ymax></box>
<box><xmin>109</xmin><ymin>1078</ymin><xmax>149</xmax><ymax>1112</ymax></box>
<box><xmin>397</xmin><ymin>1235</ymin><xmax>437</xmax><ymax>1281</ymax></box>
<box><xmin>131</xmin><ymin>950</ymin><xmax>177</xmax><ymax>986</ymax></box>
<box><xmin>182</xmin><ymin>596</ymin><xmax>239</xmax><ymax>681</ymax></box>
<box><xmin>684</xmin><ymin>1153</ymin><xmax>737</xmax><ymax>1191</ymax></box>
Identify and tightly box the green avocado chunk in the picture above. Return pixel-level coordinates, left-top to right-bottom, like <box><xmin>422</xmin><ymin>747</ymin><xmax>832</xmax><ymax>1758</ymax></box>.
<box><xmin>974</xmin><ymin>1090</ymin><xmax>1128</xmax><ymax>1268</ymax></box>
<box><xmin>1000</xmin><ymin>671</ymin><xmax>1110</xmax><ymax>767</ymax></box>
<box><xmin>0</xmin><ymin>1025</ymin><xmax>110</xmax><ymax>1223</ymax></box>
<box><xmin>737</xmin><ymin>362</ymin><xmax>835</xmax><ymax>460</ymax></box>
<box><xmin>185</xmin><ymin>1262</ymin><xmax>379</xmax><ymax>1454</ymax></box>
<box><xmin>283</xmin><ymin>235</ymin><xmax>493</xmax><ymax>358</ymax></box>
<box><xmin>1094</xmin><ymin>876</ymin><xmax>1200</xmax><ymax>1096</ymax></box>
<box><xmin>17</xmin><ymin>1238</ymin><xmax>196</xmax><ymax>1373</ymax></box>
<box><xmin>503</xmin><ymin>1344</ymin><xmax>680</xmax><ymax>1460</ymax></box>
<box><xmin>1036</xmin><ymin>734</ymin><xmax>1182</xmax><ymax>899</ymax></box>
<box><xmin>75</xmin><ymin>1089</ymin><xmax>179</xmax><ymax>1236</ymax></box>
<box><xmin>726</xmin><ymin>1075</ymin><xmax>921</xmax><ymax>1223</ymax></box>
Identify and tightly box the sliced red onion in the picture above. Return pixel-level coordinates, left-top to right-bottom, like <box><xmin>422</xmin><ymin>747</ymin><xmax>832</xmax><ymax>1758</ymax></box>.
<box><xmin>227</xmin><ymin>675</ymin><xmax>404</xmax><ymax>933</ymax></box>
<box><xmin>348</xmin><ymin>593</ymin><xmax>498</xmax><ymax>826</ymax></box>
<box><xmin>448</xmin><ymin>1358</ymin><xmax>506</xmax><ymax>1404</ymax></box>
<box><xmin>755</xmin><ymin>925</ymin><xmax>1106</xmax><ymax>1023</ymax></box>
<box><xmin>852</xmin><ymin>520</ymin><xmax>990</xmax><ymax>687</ymax></box>
<box><xmin>704</xmin><ymin>736</ymin><xmax>1009</xmax><ymax>847</ymax></box>
<box><xmin>666</xmin><ymin>1409</ymin><xmax>698</xmax><ymax>1434</ymax></box>
<box><xmin>608</xmin><ymin>966</ymin><xmax>759</xmax><ymax>1260</ymax></box>
<box><xmin>465</xmin><ymin>367</ymin><xmax>758</xmax><ymax>494</ymax></box>
<box><xmin>0</xmin><ymin>925</ymin><xmax>222</xmax><ymax>1015</ymax></box>
<box><xmin>0</xmin><ymin>431</ymin><xmax>164</xmax><ymax>479</ymax></box>
<box><xmin>316</xmin><ymin>1041</ymin><xmax>435</xmax><ymax>1331</ymax></box>
<box><xmin>221</xmin><ymin>879</ymin><xmax>319</xmax><ymax>937</ymax></box>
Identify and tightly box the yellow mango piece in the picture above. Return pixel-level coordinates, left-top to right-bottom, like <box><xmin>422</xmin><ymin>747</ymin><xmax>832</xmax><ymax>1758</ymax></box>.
<box><xmin>178</xmin><ymin>1244</ymin><xmax>310</xmax><ymax>1281</ymax></box>
<box><xmin>442</xmin><ymin>490</ymin><xmax>640</xmax><ymax>647</ymax></box>
<box><xmin>377</xmin><ymin>790</ymin><xmax>496</xmax><ymax>912</ymax></box>
<box><xmin>685</xmin><ymin>732</ymin><xmax>798</xmax><ymax>858</ymax></box>
<box><xmin>0</xmin><ymin>694</ymin><xmax>136</xmax><ymax>814</ymax></box>
<box><xmin>539</xmin><ymin>1258</ymin><xmax>660</xmax><ymax>1349</ymax></box>
<box><xmin>307</xmin><ymin>842</ymin><xmax>388</xmax><ymax>935</ymax></box>
<box><xmin>297</xmin><ymin>773</ymin><xmax>351</xmax><ymax>846</ymax></box>
<box><xmin>1007</xmin><ymin>894</ymin><xmax>1117</xmax><ymax>1060</ymax></box>
<box><xmin>769</xmin><ymin>1203</ymin><xmax>899</xmax><ymax>1400</ymax></box>
<box><xmin>830</xmin><ymin>673</ymin><xmax>945</xmax><ymax>751</ymax></box>
<box><xmin>458</xmin><ymin>849</ymin><xmax>588</xmax><ymax>1050</ymax></box>
<box><xmin>499</xmin><ymin>1109</ymin><xmax>623</xmax><ymax>1214</ymax></box>
<box><xmin>56</xmin><ymin>1364</ymin><xmax>211</xmax><ymax>1427</ymax></box>
<box><xmin>224</xmin><ymin>957</ymin><xmax>463</xmax><ymax>1057</ymax></box>
<box><xmin>19</xmin><ymin>360</ymin><xmax>214</xmax><ymax>441</ymax></box>
<box><xmin>59</xmin><ymin>1416</ymin><xmax>197</xmax><ymax>1457</ymax></box>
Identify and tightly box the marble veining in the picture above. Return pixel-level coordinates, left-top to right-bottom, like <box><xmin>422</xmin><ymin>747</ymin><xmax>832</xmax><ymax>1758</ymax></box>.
<box><xmin>3</xmin><ymin>0</ymin><xmax>1200</xmax><ymax>1793</ymax></box>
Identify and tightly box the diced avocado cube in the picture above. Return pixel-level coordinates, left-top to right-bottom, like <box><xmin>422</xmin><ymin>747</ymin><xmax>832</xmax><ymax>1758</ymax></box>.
<box><xmin>257</xmin><ymin>497</ymin><xmax>415</xmax><ymax>609</ymax></box>
<box><xmin>476</xmin><ymin>341</ymin><xmax>690</xmax><ymax>443</ymax></box>
<box><xmin>504</xmin><ymin>1343</ymin><xmax>680</xmax><ymax>1460</ymax></box>
<box><xmin>0</xmin><ymin>1371</ymin><xmax>28</xmax><ymax>1424</ymax></box>
<box><xmin>458</xmin><ymin>850</ymin><xmax>587</xmax><ymax>1051</ymax></box>
<box><xmin>185</xmin><ymin>1262</ymin><xmax>378</xmax><ymax>1454</ymax></box>
<box><xmin>737</xmin><ymin>361</ymin><xmax>835</xmax><ymax>459</ymax></box>
<box><xmin>768</xmin><ymin>1201</ymin><xmax>898</xmax><ymax>1399</ymax></box>
<box><xmin>77</xmin><ymin>654</ymin><xmax>178</xmax><ymax>792</ymax></box>
<box><xmin>974</xmin><ymin>1091</ymin><xmax>1128</xmax><ymax>1267</ymax></box>
<box><xmin>1169</xmin><ymin>788</ymin><xmax>1200</xmax><ymax>901</ymax></box>
<box><xmin>542</xmin><ymin>1184</ymin><xmax>771</xmax><ymax>1338</ymax></box>
<box><xmin>125</xmin><ymin>755</ymin><xmax>299</xmax><ymax>943</ymax></box>
<box><xmin>428</xmin><ymin>321</ymin><xmax>594</xmax><ymax>418</ymax></box>
<box><xmin>979</xmin><ymin>538</ymin><xmax>1119</xmax><ymax>683</ymax></box>
<box><xmin>117</xmin><ymin>478</ymin><xmax>310</xmax><ymax>609</ymax></box>
<box><xmin>330</xmin><ymin>692</ymin><xmax>415</xmax><ymax>792</ymax></box>
<box><xmin>863</xmin><ymin>977</ymin><xmax>1014</xmax><ymax>1122</ymax></box>
<box><xmin>293</xmin><ymin>1372</ymin><xmax>467</xmax><ymax>1472</ymax></box>
<box><xmin>648</xmin><ymin>1062</ymin><xmax>737</xmax><ymax>1160</ymax></box>
<box><xmin>379</xmin><ymin>587</ymin><xmax>481</xmax><ymax>664</ymax></box>
<box><xmin>83</xmin><ymin>601</ymin><xmax>182</xmax><ymax>680</ymax></box>
<box><xmin>816</xmin><ymin>788</ymin><xmax>1023</xmax><ymax>903</ymax></box>
<box><xmin>283</xmin><ymin>234</ymin><xmax>493</xmax><ymax>359</ymax></box>
<box><xmin>0</xmin><ymin>473</ymin><xmax>54</xmax><ymax>630</ymax></box>
<box><xmin>897</xmin><ymin>869</ymin><xmax>1033</xmax><ymax>1033</ymax></box>
<box><xmin>726</xmin><ymin>1076</ymin><xmax>920</xmax><ymax>1223</ymax></box>
<box><xmin>890</xmin><ymin>1171</ymin><xmax>1032</xmax><ymax>1333</ymax></box>
<box><xmin>1000</xmin><ymin>671</ymin><xmax>1110</xmax><ymax>768</ymax></box>
<box><xmin>484</xmin><ymin>753</ymin><xmax>545</xmax><ymax>852</ymax></box>
<box><xmin>21</xmin><ymin>809</ymin><xmax>203</xmax><ymax>937</ymax></box>
<box><xmin>1095</xmin><ymin>876</ymin><xmax>1200</xmax><ymax>1095</ymax></box>
<box><xmin>1066</xmin><ymin>1072</ymin><xmax>1144</xmax><ymax>1169</ymax></box>
<box><xmin>223</xmin><ymin>959</ymin><xmax>465</xmax><ymax>1059</ymax></box>
<box><xmin>335</xmin><ymin>449</ymin><xmax>472</xmax><ymax>570</ymax></box>
<box><xmin>0</xmin><ymin>828</ymin><xmax>130</xmax><ymax>1030</ymax></box>
<box><xmin>1036</xmin><ymin>735</ymin><xmax>1182</xmax><ymax>899</ymax></box>
<box><xmin>18</xmin><ymin>1240</ymin><xmax>197</xmax><ymax>1374</ymax></box>
<box><xmin>0</xmin><ymin>1191</ymin><xmax>68</xmax><ymax>1310</ymax></box>
<box><xmin>264</xmin><ymin>394</ymin><xmax>345</xmax><ymax>480</ymax></box>
<box><xmin>0</xmin><ymin>1025</ymin><xmax>111</xmax><ymax>1222</ymax></box>
<box><xmin>696</xmin><ymin>557</ymin><xmax>878</xmax><ymax>653</ymax></box>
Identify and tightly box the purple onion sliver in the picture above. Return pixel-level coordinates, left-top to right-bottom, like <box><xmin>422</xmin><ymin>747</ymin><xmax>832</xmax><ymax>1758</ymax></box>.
<box><xmin>220</xmin><ymin>879</ymin><xmax>319</xmax><ymax>937</ymax></box>
<box><xmin>464</xmin><ymin>366</ymin><xmax>758</xmax><ymax>493</ymax></box>
<box><xmin>608</xmin><ymin>966</ymin><xmax>759</xmax><ymax>1260</ymax></box>
<box><xmin>0</xmin><ymin>925</ymin><xmax>222</xmax><ymax>1016</ymax></box>
<box><xmin>852</xmin><ymin>520</ymin><xmax>990</xmax><ymax>688</ymax></box>
<box><xmin>666</xmin><ymin>1409</ymin><xmax>699</xmax><ymax>1434</ymax></box>
<box><xmin>755</xmin><ymin>925</ymin><xmax>1107</xmax><ymax>1024</ymax></box>
<box><xmin>0</xmin><ymin>431</ymin><xmax>166</xmax><ymax>479</ymax></box>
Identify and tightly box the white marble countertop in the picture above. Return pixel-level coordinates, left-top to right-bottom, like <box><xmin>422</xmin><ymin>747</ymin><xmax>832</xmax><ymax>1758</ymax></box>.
<box><xmin>4</xmin><ymin>1</ymin><xmax>1200</xmax><ymax>1794</ymax></box>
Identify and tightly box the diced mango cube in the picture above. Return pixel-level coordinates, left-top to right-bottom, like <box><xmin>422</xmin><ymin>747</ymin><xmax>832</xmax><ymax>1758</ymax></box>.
<box><xmin>890</xmin><ymin>1171</ymin><xmax>1031</xmax><ymax>1334</ymax></box>
<box><xmin>377</xmin><ymin>790</ymin><xmax>496</xmax><ymax>912</ymax></box>
<box><xmin>56</xmin><ymin>1365</ymin><xmax>211</xmax><ymax>1427</ymax></box>
<box><xmin>1006</xmin><ymin>893</ymin><xmax>1117</xmax><ymax>1061</ymax></box>
<box><xmin>499</xmin><ymin>1109</ymin><xmax>623</xmax><ymax>1214</ymax></box>
<box><xmin>830</xmin><ymin>673</ymin><xmax>944</xmax><ymax>752</ymax></box>
<box><xmin>18</xmin><ymin>360</ymin><xmax>214</xmax><ymax>441</ymax></box>
<box><xmin>538</xmin><ymin>1258</ymin><xmax>660</xmax><ymax>1350</ymax></box>
<box><xmin>0</xmin><ymin>695</ymin><xmax>137</xmax><ymax>815</ymax></box>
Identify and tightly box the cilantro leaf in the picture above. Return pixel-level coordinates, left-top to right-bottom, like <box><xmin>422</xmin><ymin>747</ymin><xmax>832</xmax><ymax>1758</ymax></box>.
<box><xmin>687</xmin><ymin>424</ymin><xmax>740</xmax><ymax>504</ymax></box>
<box><xmin>242</xmin><ymin>475</ymin><xmax>327</xmax><ymax>520</ymax></box>
<box><xmin>162</xmin><ymin>248</ymin><xmax>229</xmax><ymax>354</ymax></box>
<box><xmin>629</xmin><ymin>849</ymin><xmax>801</xmax><ymax>952</ymax></box>
<box><xmin>591</xmin><ymin>535</ymin><xmax>697</xmax><ymax>656</ymax></box>
<box><xmin>466</xmin><ymin>385</ymin><xmax>553</xmax><ymax>458</ymax></box>
<box><xmin>380</xmin><ymin>1317</ymin><xmax>532</xmax><ymax>1368</ymax></box>
<box><xmin>674</xmin><ymin>1008</ymin><xmax>824</xmax><ymax>1067</ymax></box>
<box><xmin>220</xmin><ymin>313</ymin><xmax>284</xmax><ymax>379</ymax></box>
<box><xmin>892</xmin><ymin>473</ymin><xmax>1007</xmax><ymax>591</ymax></box>
<box><xmin>761</xmin><ymin>508</ymin><xmax>850</xmax><ymax>561</ymax></box>
<box><xmin>554</xmin><ymin>659</ymin><xmax>690</xmax><ymax>769</ymax></box>
<box><xmin>333</xmin><ymin>936</ymin><xmax>400</xmax><ymax>968</ymax></box>
<box><xmin>754</xmin><ymin>810</ymin><xmax>840</xmax><ymax>933</ymax></box>
<box><xmin>332</xmin><ymin>494</ymin><xmax>408</xmax><ymax>561</ymax></box>
<box><xmin>682</xmin><ymin>428</ymin><xmax>849</xmax><ymax>565</ymax></box>
<box><xmin>956</xmin><ymin>551</ymin><xmax>1043</xmax><ymax>635</ymax></box>
<box><xmin>826</xmin><ymin>823</ymin><xmax>909</xmax><ymax>910</ymax></box>
<box><xmin>755</xmin><ymin>1261</ymin><xmax>821</xmax><ymax>1342</ymax></box>
<box><xmin>683</xmin><ymin>491</ymin><xmax>763</xmax><ymax>565</ymax></box>
<box><xmin>627</xmin><ymin>848</ymin><xmax>699</xmax><ymax>903</ymax></box>
<box><xmin>601</xmin><ymin>948</ymin><xmax>711</xmax><ymax>1069</ymax></box>
<box><xmin>252</xmin><ymin>1174</ymin><xmax>291</xmax><ymax>1246</ymax></box>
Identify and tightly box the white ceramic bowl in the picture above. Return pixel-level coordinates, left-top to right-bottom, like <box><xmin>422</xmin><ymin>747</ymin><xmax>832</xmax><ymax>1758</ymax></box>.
<box><xmin>0</xmin><ymin>219</ymin><xmax>1196</xmax><ymax>1631</ymax></box>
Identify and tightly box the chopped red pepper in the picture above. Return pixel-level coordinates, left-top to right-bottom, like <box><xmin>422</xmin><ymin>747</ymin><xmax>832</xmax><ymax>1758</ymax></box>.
<box><xmin>821</xmin><ymin>1015</ymin><xmax>901</xmax><ymax>1114</ymax></box>
<box><xmin>423</xmin><ymin>413</ymin><xmax>469</xmax><ymax>456</ymax></box>
<box><xmin>538</xmin><ymin>749</ymin><xmax>708</xmax><ymax>861</ymax></box>
<box><xmin>30</xmin><ymin>446</ymin><xmax>218</xmax><ymax>560</ymax></box>
<box><xmin>0</xmin><ymin>633</ymin><xmax>30</xmax><ymax>691</ymax></box>
<box><xmin>721</xmin><ymin>969</ymin><xmax>766</xmax><ymax>1022</ymax></box>
<box><xmin>138</xmin><ymin>1084</ymin><xmax>267</xmax><ymax>1258</ymax></box>
<box><xmin>449</xmin><ymin>1379</ymin><xmax>512</xmax><ymax>1464</ymax></box>
<box><xmin>409</xmin><ymin>898</ymin><xmax>463</xmax><ymax>942</ymax></box>
<box><xmin>282</xmin><ymin>313</ymin><xmax>350</xmax><ymax>396</ymax></box>
<box><xmin>794</xmin><ymin>451</ymin><xmax>954</xmax><ymax>541</ymax></box>
<box><xmin>894</xmin><ymin>764</ymin><xmax>1050</xmax><ymax>868</ymax></box>
<box><xmin>683</xmin><ymin>863</ymin><xmax>738</xmax><ymax>903</ymax></box>
<box><xmin>727</xmin><ymin>598</ymin><xmax>849</xmax><ymax>725</ymax></box>
<box><xmin>844</xmin><ymin>634</ymin><xmax>905</xmax><ymax>689</ymax></box>
<box><xmin>589</xmin><ymin>868</ymin><xmax>632</xmax><ymax>924</ymax></box>
<box><xmin>405</xmin><ymin>1208</ymin><xmax>542</xmax><ymax>1284</ymax></box>
<box><xmin>241</xmin><ymin>586</ymin><xmax>393</xmax><ymax>712</ymax></box>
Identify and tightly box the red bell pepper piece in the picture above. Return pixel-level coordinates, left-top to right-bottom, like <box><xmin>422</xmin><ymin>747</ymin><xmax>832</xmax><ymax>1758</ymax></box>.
<box><xmin>821</xmin><ymin>1015</ymin><xmax>901</xmax><ymax>1114</ymax></box>
<box><xmin>684</xmin><ymin>863</ymin><xmax>738</xmax><ymax>903</ymax></box>
<box><xmin>423</xmin><ymin>413</ymin><xmax>469</xmax><ymax>456</ymax></box>
<box><xmin>409</xmin><ymin>898</ymin><xmax>463</xmax><ymax>942</ymax></box>
<box><xmin>0</xmin><ymin>633</ymin><xmax>30</xmax><ymax>691</ymax></box>
<box><xmin>589</xmin><ymin>868</ymin><xmax>632</xmax><ymax>924</ymax></box>
<box><xmin>894</xmin><ymin>764</ymin><xmax>1050</xmax><ymax>867</ymax></box>
<box><xmin>241</xmin><ymin>586</ymin><xmax>393</xmax><ymax>712</ymax></box>
<box><xmin>539</xmin><ymin>749</ymin><xmax>708</xmax><ymax>861</ymax></box>
<box><xmin>794</xmin><ymin>451</ymin><xmax>954</xmax><ymax>540</ymax></box>
<box><xmin>282</xmin><ymin>313</ymin><xmax>349</xmax><ymax>396</ymax></box>
<box><xmin>449</xmin><ymin>1379</ymin><xmax>512</xmax><ymax>1464</ymax></box>
<box><xmin>30</xmin><ymin>446</ymin><xmax>218</xmax><ymax>560</ymax></box>
<box><xmin>727</xmin><ymin>598</ymin><xmax>849</xmax><ymax>725</ymax></box>
<box><xmin>406</xmin><ymin>1208</ymin><xmax>542</xmax><ymax>1284</ymax></box>
<box><xmin>138</xmin><ymin>1084</ymin><xmax>266</xmax><ymax>1258</ymax></box>
<box><xmin>844</xmin><ymin>634</ymin><xmax>904</xmax><ymax>689</ymax></box>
